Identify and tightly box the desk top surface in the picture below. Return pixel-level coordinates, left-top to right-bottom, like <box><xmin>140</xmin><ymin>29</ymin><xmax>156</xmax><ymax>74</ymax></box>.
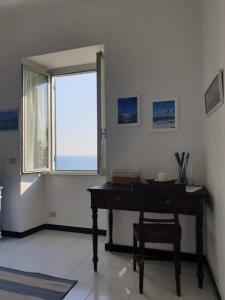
<box><xmin>88</xmin><ymin>182</ymin><xmax>208</xmax><ymax>197</ymax></box>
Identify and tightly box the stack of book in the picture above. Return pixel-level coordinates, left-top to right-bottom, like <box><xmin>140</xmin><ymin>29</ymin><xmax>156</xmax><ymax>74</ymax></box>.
<box><xmin>111</xmin><ymin>169</ymin><xmax>140</xmax><ymax>185</ymax></box>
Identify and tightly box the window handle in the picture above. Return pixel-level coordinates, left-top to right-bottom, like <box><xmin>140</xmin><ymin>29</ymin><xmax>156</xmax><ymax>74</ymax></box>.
<box><xmin>101</xmin><ymin>128</ymin><xmax>106</xmax><ymax>136</ymax></box>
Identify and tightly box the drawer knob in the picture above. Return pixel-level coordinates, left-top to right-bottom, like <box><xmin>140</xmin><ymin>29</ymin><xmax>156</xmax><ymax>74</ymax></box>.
<box><xmin>166</xmin><ymin>200</ymin><xmax>171</xmax><ymax>205</ymax></box>
<box><xmin>115</xmin><ymin>196</ymin><xmax>121</xmax><ymax>200</ymax></box>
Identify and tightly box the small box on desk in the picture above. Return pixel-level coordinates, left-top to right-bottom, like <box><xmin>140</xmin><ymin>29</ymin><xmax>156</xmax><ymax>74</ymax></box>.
<box><xmin>111</xmin><ymin>169</ymin><xmax>140</xmax><ymax>185</ymax></box>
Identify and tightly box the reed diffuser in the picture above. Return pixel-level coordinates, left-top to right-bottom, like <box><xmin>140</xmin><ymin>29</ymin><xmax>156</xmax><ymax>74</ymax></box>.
<box><xmin>175</xmin><ymin>152</ymin><xmax>190</xmax><ymax>184</ymax></box>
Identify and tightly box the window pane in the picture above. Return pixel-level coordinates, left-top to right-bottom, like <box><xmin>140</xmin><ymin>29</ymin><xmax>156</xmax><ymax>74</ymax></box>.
<box><xmin>24</xmin><ymin>68</ymin><xmax>49</xmax><ymax>172</ymax></box>
<box><xmin>54</xmin><ymin>71</ymin><xmax>97</xmax><ymax>171</ymax></box>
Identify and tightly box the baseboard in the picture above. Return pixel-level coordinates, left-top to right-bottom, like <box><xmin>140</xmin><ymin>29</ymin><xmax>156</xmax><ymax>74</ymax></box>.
<box><xmin>205</xmin><ymin>259</ymin><xmax>223</xmax><ymax>300</ymax></box>
<box><xmin>105</xmin><ymin>243</ymin><xmax>197</xmax><ymax>261</ymax></box>
<box><xmin>44</xmin><ymin>224</ymin><xmax>106</xmax><ymax>236</ymax></box>
<box><xmin>2</xmin><ymin>224</ymin><xmax>106</xmax><ymax>238</ymax></box>
<box><xmin>1</xmin><ymin>227</ymin><xmax>222</xmax><ymax>298</ymax></box>
<box><xmin>2</xmin><ymin>224</ymin><xmax>45</xmax><ymax>238</ymax></box>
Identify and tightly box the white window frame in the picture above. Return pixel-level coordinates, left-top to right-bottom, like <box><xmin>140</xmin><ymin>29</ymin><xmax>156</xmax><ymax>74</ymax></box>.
<box><xmin>21</xmin><ymin>52</ymin><xmax>106</xmax><ymax>175</ymax></box>
<box><xmin>22</xmin><ymin>63</ymin><xmax>52</xmax><ymax>174</ymax></box>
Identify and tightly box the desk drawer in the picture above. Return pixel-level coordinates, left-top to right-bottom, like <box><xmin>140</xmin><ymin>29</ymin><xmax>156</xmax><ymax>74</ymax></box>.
<box><xmin>92</xmin><ymin>191</ymin><xmax>134</xmax><ymax>210</ymax></box>
<box><xmin>177</xmin><ymin>198</ymin><xmax>201</xmax><ymax>214</ymax></box>
<box><xmin>105</xmin><ymin>193</ymin><xmax>133</xmax><ymax>209</ymax></box>
<box><xmin>149</xmin><ymin>199</ymin><xmax>175</xmax><ymax>213</ymax></box>
<box><xmin>145</xmin><ymin>198</ymin><xmax>201</xmax><ymax>214</ymax></box>
<box><xmin>91</xmin><ymin>190</ymin><xmax>203</xmax><ymax>215</ymax></box>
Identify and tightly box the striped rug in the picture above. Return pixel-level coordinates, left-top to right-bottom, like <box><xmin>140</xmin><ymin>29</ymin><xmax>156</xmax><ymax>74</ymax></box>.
<box><xmin>0</xmin><ymin>267</ymin><xmax>77</xmax><ymax>299</ymax></box>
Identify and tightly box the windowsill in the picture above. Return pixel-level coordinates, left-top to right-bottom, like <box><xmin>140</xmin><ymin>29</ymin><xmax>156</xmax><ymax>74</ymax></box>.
<box><xmin>44</xmin><ymin>171</ymin><xmax>103</xmax><ymax>176</ymax></box>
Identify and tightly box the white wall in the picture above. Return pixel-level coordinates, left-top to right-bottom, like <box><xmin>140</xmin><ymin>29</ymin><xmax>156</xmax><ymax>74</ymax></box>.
<box><xmin>0</xmin><ymin>132</ymin><xmax>21</xmax><ymax>231</ymax></box>
<box><xmin>106</xmin><ymin>0</ymin><xmax>204</xmax><ymax>253</ymax></box>
<box><xmin>0</xmin><ymin>0</ymin><xmax>204</xmax><ymax>253</ymax></box>
<box><xmin>202</xmin><ymin>0</ymin><xmax>225</xmax><ymax>298</ymax></box>
<box><xmin>45</xmin><ymin>175</ymin><xmax>106</xmax><ymax>229</ymax></box>
<box><xmin>21</xmin><ymin>174</ymin><xmax>46</xmax><ymax>231</ymax></box>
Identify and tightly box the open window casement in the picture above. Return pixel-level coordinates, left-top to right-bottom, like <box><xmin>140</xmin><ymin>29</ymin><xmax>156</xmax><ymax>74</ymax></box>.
<box><xmin>22</xmin><ymin>48</ymin><xmax>105</xmax><ymax>175</ymax></box>
<box><xmin>22</xmin><ymin>63</ymin><xmax>51</xmax><ymax>173</ymax></box>
<box><xmin>97</xmin><ymin>51</ymin><xmax>106</xmax><ymax>175</ymax></box>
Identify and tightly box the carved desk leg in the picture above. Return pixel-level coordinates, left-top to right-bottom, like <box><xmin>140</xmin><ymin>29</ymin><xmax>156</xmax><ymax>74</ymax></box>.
<box><xmin>196</xmin><ymin>211</ymin><xmax>204</xmax><ymax>288</ymax></box>
<box><xmin>109</xmin><ymin>209</ymin><xmax>113</xmax><ymax>251</ymax></box>
<box><xmin>92</xmin><ymin>207</ymin><xmax>98</xmax><ymax>272</ymax></box>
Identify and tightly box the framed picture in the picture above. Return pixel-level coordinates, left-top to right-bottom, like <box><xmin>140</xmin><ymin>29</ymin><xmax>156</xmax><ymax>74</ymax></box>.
<box><xmin>0</xmin><ymin>110</ymin><xmax>18</xmax><ymax>130</ymax></box>
<box><xmin>117</xmin><ymin>96</ymin><xmax>140</xmax><ymax>125</ymax></box>
<box><xmin>150</xmin><ymin>98</ymin><xmax>178</xmax><ymax>131</ymax></box>
<box><xmin>205</xmin><ymin>69</ymin><xmax>224</xmax><ymax>117</ymax></box>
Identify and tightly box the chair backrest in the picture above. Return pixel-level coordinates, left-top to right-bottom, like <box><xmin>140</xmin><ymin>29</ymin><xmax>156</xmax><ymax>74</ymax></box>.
<box><xmin>132</xmin><ymin>183</ymin><xmax>186</xmax><ymax>226</ymax></box>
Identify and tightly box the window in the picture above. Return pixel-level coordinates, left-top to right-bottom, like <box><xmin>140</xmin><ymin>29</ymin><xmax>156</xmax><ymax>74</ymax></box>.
<box><xmin>22</xmin><ymin>68</ymin><xmax>50</xmax><ymax>172</ymax></box>
<box><xmin>54</xmin><ymin>71</ymin><xmax>97</xmax><ymax>171</ymax></box>
<box><xmin>22</xmin><ymin>51</ymin><xmax>105</xmax><ymax>174</ymax></box>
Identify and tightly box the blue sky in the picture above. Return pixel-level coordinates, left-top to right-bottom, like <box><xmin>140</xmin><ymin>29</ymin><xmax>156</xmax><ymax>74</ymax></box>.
<box><xmin>54</xmin><ymin>71</ymin><xmax>97</xmax><ymax>157</ymax></box>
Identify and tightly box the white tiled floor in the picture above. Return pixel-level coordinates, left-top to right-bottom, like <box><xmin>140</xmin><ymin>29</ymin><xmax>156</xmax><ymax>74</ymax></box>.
<box><xmin>0</xmin><ymin>230</ymin><xmax>216</xmax><ymax>299</ymax></box>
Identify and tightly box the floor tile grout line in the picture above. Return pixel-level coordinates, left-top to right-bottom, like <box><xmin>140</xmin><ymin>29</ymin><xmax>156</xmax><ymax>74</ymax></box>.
<box><xmin>0</xmin><ymin>232</ymin><xmax>217</xmax><ymax>299</ymax></box>
<box><xmin>83</xmin><ymin>283</ymin><xmax>97</xmax><ymax>300</ymax></box>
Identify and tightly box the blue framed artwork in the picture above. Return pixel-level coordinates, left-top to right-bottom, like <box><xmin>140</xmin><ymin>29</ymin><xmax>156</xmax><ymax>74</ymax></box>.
<box><xmin>0</xmin><ymin>110</ymin><xmax>18</xmax><ymax>130</ymax></box>
<box><xmin>117</xmin><ymin>96</ymin><xmax>139</xmax><ymax>125</ymax></box>
<box><xmin>151</xmin><ymin>98</ymin><xmax>178</xmax><ymax>131</ymax></box>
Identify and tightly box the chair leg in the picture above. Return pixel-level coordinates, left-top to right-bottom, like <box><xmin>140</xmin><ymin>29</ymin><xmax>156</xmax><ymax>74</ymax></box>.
<box><xmin>139</xmin><ymin>241</ymin><xmax>145</xmax><ymax>294</ymax></box>
<box><xmin>174</xmin><ymin>241</ymin><xmax>181</xmax><ymax>297</ymax></box>
<box><xmin>178</xmin><ymin>241</ymin><xmax>181</xmax><ymax>274</ymax></box>
<box><xmin>133</xmin><ymin>235</ymin><xmax>137</xmax><ymax>271</ymax></box>
<box><xmin>139</xmin><ymin>259</ymin><xmax>144</xmax><ymax>294</ymax></box>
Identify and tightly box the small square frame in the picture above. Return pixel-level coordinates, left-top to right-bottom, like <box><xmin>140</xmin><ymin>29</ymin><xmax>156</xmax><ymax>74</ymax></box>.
<box><xmin>117</xmin><ymin>96</ymin><xmax>140</xmax><ymax>126</ymax></box>
<box><xmin>150</xmin><ymin>98</ymin><xmax>178</xmax><ymax>132</ymax></box>
<box><xmin>0</xmin><ymin>110</ymin><xmax>18</xmax><ymax>131</ymax></box>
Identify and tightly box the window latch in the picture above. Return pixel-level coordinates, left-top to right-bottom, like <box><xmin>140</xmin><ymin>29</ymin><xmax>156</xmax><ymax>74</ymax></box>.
<box><xmin>101</xmin><ymin>128</ymin><xmax>106</xmax><ymax>137</ymax></box>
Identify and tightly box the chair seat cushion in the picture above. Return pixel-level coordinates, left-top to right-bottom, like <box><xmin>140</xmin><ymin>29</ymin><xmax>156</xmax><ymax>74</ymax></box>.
<box><xmin>133</xmin><ymin>223</ymin><xmax>181</xmax><ymax>243</ymax></box>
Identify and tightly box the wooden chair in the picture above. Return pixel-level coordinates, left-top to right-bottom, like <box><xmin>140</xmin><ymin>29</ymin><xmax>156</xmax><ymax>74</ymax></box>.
<box><xmin>132</xmin><ymin>183</ymin><xmax>186</xmax><ymax>296</ymax></box>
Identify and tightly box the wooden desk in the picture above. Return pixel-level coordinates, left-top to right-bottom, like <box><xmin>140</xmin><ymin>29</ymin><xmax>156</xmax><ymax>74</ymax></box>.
<box><xmin>88</xmin><ymin>182</ymin><xmax>208</xmax><ymax>288</ymax></box>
